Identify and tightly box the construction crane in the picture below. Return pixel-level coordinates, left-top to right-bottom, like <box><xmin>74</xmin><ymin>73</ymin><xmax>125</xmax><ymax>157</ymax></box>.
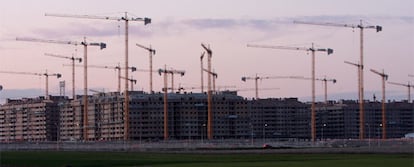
<box><xmin>200</xmin><ymin>52</ymin><xmax>218</xmax><ymax>93</ymax></box>
<box><xmin>212</xmin><ymin>69</ymin><xmax>218</xmax><ymax>93</ymax></box>
<box><xmin>17</xmin><ymin>37</ymin><xmax>106</xmax><ymax>141</ymax></box>
<box><xmin>65</xmin><ymin>64</ymin><xmax>136</xmax><ymax>93</ymax></box>
<box><xmin>201</xmin><ymin>43</ymin><xmax>214</xmax><ymax>140</ymax></box>
<box><xmin>177</xmin><ymin>86</ymin><xmax>198</xmax><ymax>93</ymax></box>
<box><xmin>0</xmin><ymin>70</ymin><xmax>61</xmax><ymax>99</ymax></box>
<box><xmin>89</xmin><ymin>89</ymin><xmax>105</xmax><ymax>94</ymax></box>
<box><xmin>200</xmin><ymin>52</ymin><xmax>205</xmax><ymax>93</ymax></box>
<box><xmin>127</xmin><ymin>69</ymin><xmax>159</xmax><ymax>91</ymax></box>
<box><xmin>120</xmin><ymin>76</ymin><xmax>137</xmax><ymax>91</ymax></box>
<box><xmin>159</xmin><ymin>65</ymin><xmax>169</xmax><ymax>141</ymax></box>
<box><xmin>344</xmin><ymin>61</ymin><xmax>362</xmax><ymax>88</ymax></box>
<box><xmin>46</xmin><ymin>12</ymin><xmax>150</xmax><ymax>141</ymax></box>
<box><xmin>344</xmin><ymin>60</ymin><xmax>366</xmax><ymax>138</ymax></box>
<box><xmin>165</xmin><ymin>68</ymin><xmax>185</xmax><ymax>93</ymax></box>
<box><xmin>241</xmin><ymin>75</ymin><xmax>299</xmax><ymax>99</ymax></box>
<box><xmin>247</xmin><ymin>43</ymin><xmax>333</xmax><ymax>142</ymax></box>
<box><xmin>136</xmin><ymin>43</ymin><xmax>156</xmax><ymax>93</ymax></box>
<box><xmin>45</xmin><ymin>53</ymin><xmax>82</xmax><ymax>99</ymax></box>
<box><xmin>317</xmin><ymin>77</ymin><xmax>337</xmax><ymax>104</ymax></box>
<box><xmin>370</xmin><ymin>68</ymin><xmax>388</xmax><ymax>139</ymax></box>
<box><xmin>129</xmin><ymin>77</ymin><xmax>137</xmax><ymax>91</ymax></box>
<box><xmin>294</xmin><ymin>20</ymin><xmax>382</xmax><ymax>140</ymax></box>
<box><xmin>388</xmin><ymin>81</ymin><xmax>414</xmax><ymax>103</ymax></box>
<box><xmin>236</xmin><ymin>88</ymin><xmax>280</xmax><ymax>93</ymax></box>
<box><xmin>203</xmin><ymin>68</ymin><xmax>218</xmax><ymax>93</ymax></box>
<box><xmin>158</xmin><ymin>65</ymin><xmax>186</xmax><ymax>140</ymax></box>
<box><xmin>289</xmin><ymin>76</ymin><xmax>337</xmax><ymax>104</ymax></box>
<box><xmin>178</xmin><ymin>85</ymin><xmax>236</xmax><ymax>93</ymax></box>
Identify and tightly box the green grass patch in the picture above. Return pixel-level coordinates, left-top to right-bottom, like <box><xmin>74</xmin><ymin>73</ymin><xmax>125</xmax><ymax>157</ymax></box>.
<box><xmin>1</xmin><ymin>151</ymin><xmax>412</xmax><ymax>167</ymax></box>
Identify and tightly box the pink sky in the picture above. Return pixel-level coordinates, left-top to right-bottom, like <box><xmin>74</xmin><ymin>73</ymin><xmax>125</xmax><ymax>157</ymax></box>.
<box><xmin>1</xmin><ymin>0</ymin><xmax>413</xmax><ymax>102</ymax></box>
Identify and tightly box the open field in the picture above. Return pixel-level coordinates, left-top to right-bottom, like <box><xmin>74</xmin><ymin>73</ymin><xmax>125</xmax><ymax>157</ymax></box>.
<box><xmin>1</xmin><ymin>151</ymin><xmax>413</xmax><ymax>167</ymax></box>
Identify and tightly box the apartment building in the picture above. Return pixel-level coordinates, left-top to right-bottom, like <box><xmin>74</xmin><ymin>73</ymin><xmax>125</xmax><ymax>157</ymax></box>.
<box><xmin>1</xmin><ymin>92</ymin><xmax>412</xmax><ymax>142</ymax></box>
<box><xmin>315</xmin><ymin>100</ymin><xmax>414</xmax><ymax>140</ymax></box>
<box><xmin>0</xmin><ymin>96</ymin><xmax>63</xmax><ymax>142</ymax></box>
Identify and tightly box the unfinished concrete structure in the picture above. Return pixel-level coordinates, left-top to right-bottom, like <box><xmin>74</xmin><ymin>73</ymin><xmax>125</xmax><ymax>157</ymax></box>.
<box><xmin>1</xmin><ymin>91</ymin><xmax>413</xmax><ymax>142</ymax></box>
<box><xmin>0</xmin><ymin>96</ymin><xmax>63</xmax><ymax>142</ymax></box>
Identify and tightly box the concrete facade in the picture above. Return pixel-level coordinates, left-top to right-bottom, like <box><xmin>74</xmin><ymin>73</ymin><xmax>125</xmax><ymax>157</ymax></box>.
<box><xmin>1</xmin><ymin>91</ymin><xmax>413</xmax><ymax>142</ymax></box>
<box><xmin>0</xmin><ymin>96</ymin><xmax>64</xmax><ymax>142</ymax></box>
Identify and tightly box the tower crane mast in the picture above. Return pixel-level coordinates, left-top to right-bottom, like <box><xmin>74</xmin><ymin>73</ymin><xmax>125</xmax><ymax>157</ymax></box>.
<box><xmin>200</xmin><ymin>52</ymin><xmax>205</xmax><ymax>93</ymax></box>
<box><xmin>46</xmin><ymin>12</ymin><xmax>151</xmax><ymax>141</ymax></box>
<box><xmin>201</xmin><ymin>43</ymin><xmax>214</xmax><ymax>140</ymax></box>
<box><xmin>247</xmin><ymin>43</ymin><xmax>333</xmax><ymax>142</ymax></box>
<box><xmin>45</xmin><ymin>53</ymin><xmax>82</xmax><ymax>100</ymax></box>
<box><xmin>136</xmin><ymin>43</ymin><xmax>156</xmax><ymax>93</ymax></box>
<box><xmin>0</xmin><ymin>70</ymin><xmax>61</xmax><ymax>99</ymax></box>
<box><xmin>17</xmin><ymin>37</ymin><xmax>106</xmax><ymax>141</ymax></box>
<box><xmin>294</xmin><ymin>20</ymin><xmax>382</xmax><ymax>140</ymax></box>
<box><xmin>158</xmin><ymin>65</ymin><xmax>186</xmax><ymax>140</ymax></box>
<box><xmin>370</xmin><ymin>69</ymin><xmax>388</xmax><ymax>139</ymax></box>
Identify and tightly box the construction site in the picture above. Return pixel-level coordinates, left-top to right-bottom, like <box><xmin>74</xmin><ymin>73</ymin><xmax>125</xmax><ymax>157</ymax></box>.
<box><xmin>1</xmin><ymin>9</ymin><xmax>413</xmax><ymax>151</ymax></box>
<box><xmin>0</xmin><ymin>91</ymin><xmax>413</xmax><ymax>143</ymax></box>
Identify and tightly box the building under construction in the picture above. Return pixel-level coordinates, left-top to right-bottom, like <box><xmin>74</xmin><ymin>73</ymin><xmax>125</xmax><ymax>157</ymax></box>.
<box><xmin>0</xmin><ymin>96</ymin><xmax>65</xmax><ymax>142</ymax></box>
<box><xmin>0</xmin><ymin>91</ymin><xmax>413</xmax><ymax>142</ymax></box>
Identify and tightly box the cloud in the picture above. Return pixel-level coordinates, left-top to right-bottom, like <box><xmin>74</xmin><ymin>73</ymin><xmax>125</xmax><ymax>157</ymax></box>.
<box><xmin>399</xmin><ymin>16</ymin><xmax>414</xmax><ymax>24</ymax></box>
<box><xmin>27</xmin><ymin>15</ymin><xmax>414</xmax><ymax>40</ymax></box>
<box><xmin>29</xmin><ymin>18</ymin><xmax>290</xmax><ymax>39</ymax></box>
<box><xmin>180</xmin><ymin>18</ymin><xmax>290</xmax><ymax>31</ymax></box>
<box><xmin>160</xmin><ymin>15</ymin><xmax>414</xmax><ymax>35</ymax></box>
<box><xmin>182</xmin><ymin>19</ymin><xmax>238</xmax><ymax>29</ymax></box>
<box><xmin>175</xmin><ymin>15</ymin><xmax>414</xmax><ymax>31</ymax></box>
